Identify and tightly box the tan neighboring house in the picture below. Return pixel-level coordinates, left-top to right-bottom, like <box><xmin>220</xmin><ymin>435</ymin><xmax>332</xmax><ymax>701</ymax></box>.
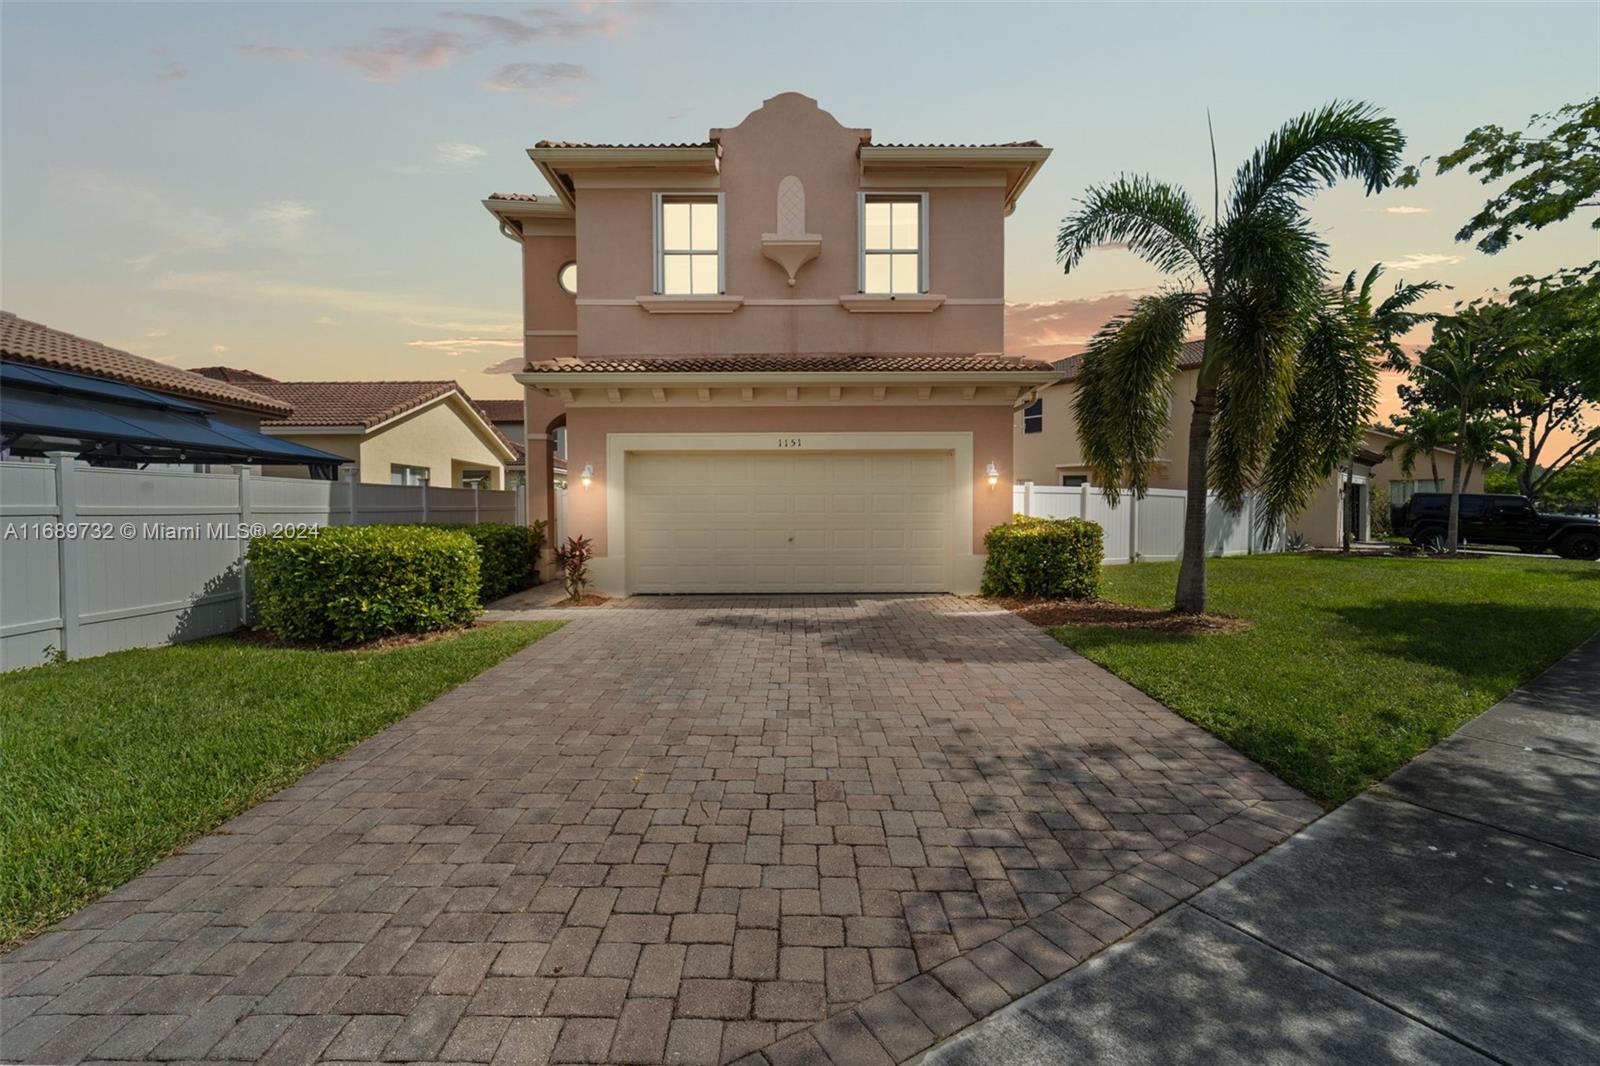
<box><xmin>194</xmin><ymin>369</ymin><xmax>518</xmax><ymax>487</ymax></box>
<box><xmin>1013</xmin><ymin>340</ymin><xmax>1483</xmax><ymax>546</ymax></box>
<box><xmin>472</xmin><ymin>397</ymin><xmax>568</xmax><ymax>490</ymax></box>
<box><xmin>481</xmin><ymin>92</ymin><xmax>1057</xmax><ymax>594</ymax></box>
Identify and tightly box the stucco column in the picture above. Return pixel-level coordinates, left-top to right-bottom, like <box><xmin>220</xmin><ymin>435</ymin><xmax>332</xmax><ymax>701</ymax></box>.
<box><xmin>526</xmin><ymin>431</ymin><xmax>554</xmax><ymax>556</ymax></box>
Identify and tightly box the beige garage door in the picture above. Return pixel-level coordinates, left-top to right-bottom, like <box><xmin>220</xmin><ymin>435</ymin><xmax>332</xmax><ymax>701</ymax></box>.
<box><xmin>626</xmin><ymin>451</ymin><xmax>954</xmax><ymax>593</ymax></box>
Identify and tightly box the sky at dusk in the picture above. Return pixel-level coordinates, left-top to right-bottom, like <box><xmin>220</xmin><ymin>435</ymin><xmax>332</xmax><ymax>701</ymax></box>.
<box><xmin>3</xmin><ymin>1</ymin><xmax>1596</xmax><ymax>416</ymax></box>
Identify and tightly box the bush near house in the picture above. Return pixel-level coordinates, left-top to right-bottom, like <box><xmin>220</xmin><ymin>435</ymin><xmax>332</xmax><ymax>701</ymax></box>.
<box><xmin>248</xmin><ymin>526</ymin><xmax>481</xmax><ymax>644</ymax></box>
<box><xmin>448</xmin><ymin>521</ymin><xmax>546</xmax><ymax>603</ymax></box>
<box><xmin>982</xmin><ymin>515</ymin><xmax>1104</xmax><ymax>599</ymax></box>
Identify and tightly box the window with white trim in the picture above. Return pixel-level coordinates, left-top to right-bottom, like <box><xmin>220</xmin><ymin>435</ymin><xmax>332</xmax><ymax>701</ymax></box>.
<box><xmin>1060</xmin><ymin>474</ymin><xmax>1088</xmax><ymax>487</ymax></box>
<box><xmin>1023</xmin><ymin>398</ymin><xmax>1044</xmax><ymax>434</ymax></box>
<box><xmin>390</xmin><ymin>463</ymin><xmax>429</xmax><ymax>486</ymax></box>
<box><xmin>859</xmin><ymin>193</ymin><xmax>927</xmax><ymax>294</ymax></box>
<box><xmin>655</xmin><ymin>194</ymin><xmax>722</xmax><ymax>295</ymax></box>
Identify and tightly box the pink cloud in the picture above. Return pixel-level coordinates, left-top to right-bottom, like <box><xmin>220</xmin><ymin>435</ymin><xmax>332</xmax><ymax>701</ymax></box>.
<box><xmin>441</xmin><ymin>4</ymin><xmax>655</xmax><ymax>42</ymax></box>
<box><xmin>483</xmin><ymin>61</ymin><xmax>586</xmax><ymax>95</ymax></box>
<box><xmin>483</xmin><ymin>356</ymin><xmax>524</xmax><ymax>374</ymax></box>
<box><xmin>340</xmin><ymin>28</ymin><xmax>465</xmax><ymax>82</ymax></box>
<box><xmin>1005</xmin><ymin>293</ymin><xmax>1148</xmax><ymax>361</ymax></box>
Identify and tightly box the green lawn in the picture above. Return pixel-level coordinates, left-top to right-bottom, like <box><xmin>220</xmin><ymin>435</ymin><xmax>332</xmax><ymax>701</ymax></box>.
<box><xmin>1048</xmin><ymin>555</ymin><xmax>1600</xmax><ymax>807</ymax></box>
<box><xmin>0</xmin><ymin>621</ymin><xmax>562</xmax><ymax>946</ymax></box>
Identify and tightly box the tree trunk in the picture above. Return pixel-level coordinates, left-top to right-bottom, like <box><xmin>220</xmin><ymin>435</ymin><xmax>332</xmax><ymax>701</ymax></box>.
<box><xmin>1429</xmin><ymin>455</ymin><xmax>1439</xmax><ymax>487</ymax></box>
<box><xmin>1447</xmin><ymin>405</ymin><xmax>1469</xmax><ymax>553</ymax></box>
<box><xmin>1174</xmin><ymin>385</ymin><xmax>1218</xmax><ymax>614</ymax></box>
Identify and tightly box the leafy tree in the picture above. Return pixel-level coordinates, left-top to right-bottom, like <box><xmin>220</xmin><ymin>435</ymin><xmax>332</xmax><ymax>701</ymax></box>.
<box><xmin>1383</xmin><ymin>406</ymin><xmax>1456</xmax><ymax>485</ymax></box>
<box><xmin>1397</xmin><ymin>97</ymin><xmax>1599</xmax><ymax>253</ymax></box>
<box><xmin>1468</xmin><ymin>265</ymin><xmax>1600</xmax><ymax>498</ymax></box>
<box><xmin>1059</xmin><ymin>102</ymin><xmax>1404</xmax><ymax>612</ymax></box>
<box><xmin>1411</xmin><ymin>323</ymin><xmax>1520</xmax><ymax>551</ymax></box>
<box><xmin>1256</xmin><ymin>264</ymin><xmax>1440</xmax><ymax>551</ymax></box>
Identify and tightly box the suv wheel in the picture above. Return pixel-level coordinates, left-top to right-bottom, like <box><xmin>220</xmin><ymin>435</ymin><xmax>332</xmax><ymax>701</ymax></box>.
<box><xmin>1556</xmin><ymin>532</ymin><xmax>1600</xmax><ymax>561</ymax></box>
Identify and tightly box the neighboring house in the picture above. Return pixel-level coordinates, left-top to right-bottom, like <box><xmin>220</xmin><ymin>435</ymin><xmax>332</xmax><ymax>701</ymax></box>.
<box><xmin>0</xmin><ymin>312</ymin><xmax>344</xmax><ymax>475</ymax></box>
<box><xmin>482</xmin><ymin>92</ymin><xmax>1057</xmax><ymax>594</ymax></box>
<box><xmin>1013</xmin><ymin>339</ymin><xmax>1482</xmax><ymax>546</ymax></box>
<box><xmin>193</xmin><ymin>370</ymin><xmax>519</xmax><ymax>487</ymax></box>
<box><xmin>472</xmin><ymin>397</ymin><xmax>569</xmax><ymax>490</ymax></box>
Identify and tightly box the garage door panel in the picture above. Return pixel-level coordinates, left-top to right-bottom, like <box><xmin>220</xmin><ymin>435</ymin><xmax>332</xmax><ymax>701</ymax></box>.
<box><xmin>627</xmin><ymin>450</ymin><xmax>953</xmax><ymax>593</ymax></box>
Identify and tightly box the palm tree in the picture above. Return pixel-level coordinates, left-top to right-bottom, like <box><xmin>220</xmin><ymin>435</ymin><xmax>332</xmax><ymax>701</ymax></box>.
<box><xmin>1060</xmin><ymin>103</ymin><xmax>1405</xmax><ymax>612</ymax></box>
<box><xmin>1414</xmin><ymin>324</ymin><xmax>1516</xmax><ymax>552</ymax></box>
<box><xmin>1383</xmin><ymin>407</ymin><xmax>1456</xmax><ymax>487</ymax></box>
<box><xmin>1256</xmin><ymin>265</ymin><xmax>1441</xmax><ymax>551</ymax></box>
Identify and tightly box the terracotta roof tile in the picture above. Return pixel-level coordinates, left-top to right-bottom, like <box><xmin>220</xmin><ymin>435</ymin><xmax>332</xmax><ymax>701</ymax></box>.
<box><xmin>0</xmin><ymin>311</ymin><xmax>292</xmax><ymax>416</ymax></box>
<box><xmin>528</xmin><ymin>354</ymin><xmax>1053</xmax><ymax>374</ymax></box>
<box><xmin>1055</xmin><ymin>339</ymin><xmax>1205</xmax><ymax>379</ymax></box>
<box><xmin>533</xmin><ymin>140</ymin><xmax>715</xmax><ymax>149</ymax></box>
<box><xmin>192</xmin><ymin>365</ymin><xmax>279</xmax><ymax>384</ymax></box>
<box><xmin>486</xmin><ymin>192</ymin><xmax>546</xmax><ymax>202</ymax></box>
<box><xmin>867</xmin><ymin>140</ymin><xmax>1044</xmax><ymax>149</ymax></box>
<box><xmin>473</xmin><ymin>399</ymin><xmax>525</xmax><ymax>422</ymax></box>
<box><xmin>246</xmin><ymin>380</ymin><xmax>461</xmax><ymax>428</ymax></box>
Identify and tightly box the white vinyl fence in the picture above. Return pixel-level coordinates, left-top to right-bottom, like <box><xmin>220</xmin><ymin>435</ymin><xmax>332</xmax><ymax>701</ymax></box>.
<box><xmin>0</xmin><ymin>458</ymin><xmax>526</xmax><ymax>670</ymax></box>
<box><xmin>1014</xmin><ymin>483</ymin><xmax>1285</xmax><ymax>564</ymax></box>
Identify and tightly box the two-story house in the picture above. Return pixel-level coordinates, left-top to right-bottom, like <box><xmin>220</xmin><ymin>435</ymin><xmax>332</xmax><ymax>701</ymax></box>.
<box><xmin>1013</xmin><ymin>341</ymin><xmax>1483</xmax><ymax>546</ymax></box>
<box><xmin>484</xmin><ymin>93</ymin><xmax>1055</xmax><ymax>595</ymax></box>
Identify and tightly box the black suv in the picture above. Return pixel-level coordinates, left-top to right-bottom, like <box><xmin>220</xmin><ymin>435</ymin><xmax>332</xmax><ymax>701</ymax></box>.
<box><xmin>1391</xmin><ymin>493</ymin><xmax>1600</xmax><ymax>559</ymax></box>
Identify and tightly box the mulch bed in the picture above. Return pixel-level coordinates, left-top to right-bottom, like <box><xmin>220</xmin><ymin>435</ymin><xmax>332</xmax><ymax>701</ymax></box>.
<box><xmin>987</xmin><ymin>597</ymin><xmax>1253</xmax><ymax>635</ymax></box>
<box><xmin>555</xmin><ymin>594</ymin><xmax>610</xmax><ymax>608</ymax></box>
<box><xmin>233</xmin><ymin>620</ymin><xmax>501</xmax><ymax>653</ymax></box>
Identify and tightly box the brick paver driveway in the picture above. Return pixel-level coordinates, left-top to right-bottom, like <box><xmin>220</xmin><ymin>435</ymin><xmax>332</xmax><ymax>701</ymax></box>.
<box><xmin>2</xmin><ymin>596</ymin><xmax>1318</xmax><ymax>1066</ymax></box>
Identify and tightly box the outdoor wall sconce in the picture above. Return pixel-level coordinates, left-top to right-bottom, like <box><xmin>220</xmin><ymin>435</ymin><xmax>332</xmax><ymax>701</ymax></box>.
<box><xmin>580</xmin><ymin>463</ymin><xmax>594</xmax><ymax>489</ymax></box>
<box><xmin>986</xmin><ymin>462</ymin><xmax>1000</xmax><ymax>489</ymax></box>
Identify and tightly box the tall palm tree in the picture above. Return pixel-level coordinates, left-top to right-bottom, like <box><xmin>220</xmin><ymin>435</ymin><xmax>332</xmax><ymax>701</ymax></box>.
<box><xmin>1383</xmin><ymin>407</ymin><xmax>1456</xmax><ymax>487</ymax></box>
<box><xmin>1256</xmin><ymin>265</ymin><xmax>1441</xmax><ymax>551</ymax></box>
<box><xmin>1414</xmin><ymin>324</ymin><xmax>1517</xmax><ymax>552</ymax></box>
<box><xmin>1060</xmin><ymin>103</ymin><xmax>1405</xmax><ymax>612</ymax></box>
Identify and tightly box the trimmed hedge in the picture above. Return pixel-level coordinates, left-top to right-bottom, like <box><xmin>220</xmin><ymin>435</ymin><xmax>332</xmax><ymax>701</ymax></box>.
<box><xmin>981</xmin><ymin>515</ymin><xmax>1104</xmax><ymax>600</ymax></box>
<box><xmin>447</xmin><ymin>521</ymin><xmax>545</xmax><ymax>603</ymax></box>
<box><xmin>248</xmin><ymin>526</ymin><xmax>481</xmax><ymax>644</ymax></box>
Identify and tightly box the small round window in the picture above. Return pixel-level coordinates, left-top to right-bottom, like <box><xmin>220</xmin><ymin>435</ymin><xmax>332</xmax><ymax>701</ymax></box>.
<box><xmin>557</xmin><ymin>261</ymin><xmax>577</xmax><ymax>295</ymax></box>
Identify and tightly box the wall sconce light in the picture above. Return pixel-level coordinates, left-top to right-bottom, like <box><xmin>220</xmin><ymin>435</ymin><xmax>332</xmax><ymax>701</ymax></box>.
<box><xmin>985</xmin><ymin>461</ymin><xmax>1000</xmax><ymax>489</ymax></box>
<box><xmin>580</xmin><ymin>463</ymin><xmax>594</xmax><ymax>489</ymax></box>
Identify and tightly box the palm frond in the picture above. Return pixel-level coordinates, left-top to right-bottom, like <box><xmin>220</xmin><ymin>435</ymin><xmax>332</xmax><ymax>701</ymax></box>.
<box><xmin>1230</xmin><ymin>101</ymin><xmax>1405</xmax><ymax>218</ymax></box>
<box><xmin>1255</xmin><ymin>300</ymin><xmax>1381</xmax><ymax>538</ymax></box>
<box><xmin>1213</xmin><ymin>206</ymin><xmax>1326</xmax><ymax>308</ymax></box>
<box><xmin>1072</xmin><ymin>290</ymin><xmax>1200</xmax><ymax>502</ymax></box>
<box><xmin>1057</xmin><ymin>175</ymin><xmax>1207</xmax><ymax>279</ymax></box>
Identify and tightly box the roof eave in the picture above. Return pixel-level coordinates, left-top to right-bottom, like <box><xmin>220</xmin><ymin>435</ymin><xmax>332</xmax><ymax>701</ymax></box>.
<box><xmin>858</xmin><ymin>145</ymin><xmax>1052</xmax><ymax>214</ymax></box>
<box><xmin>516</xmin><ymin>369</ymin><xmax>1061</xmax><ymax>390</ymax></box>
<box><xmin>527</xmin><ymin>145</ymin><xmax>722</xmax><ymax>209</ymax></box>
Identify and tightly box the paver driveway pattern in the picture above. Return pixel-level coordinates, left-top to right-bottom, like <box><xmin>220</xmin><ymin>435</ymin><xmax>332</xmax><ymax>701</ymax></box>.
<box><xmin>1</xmin><ymin>595</ymin><xmax>1318</xmax><ymax>1065</ymax></box>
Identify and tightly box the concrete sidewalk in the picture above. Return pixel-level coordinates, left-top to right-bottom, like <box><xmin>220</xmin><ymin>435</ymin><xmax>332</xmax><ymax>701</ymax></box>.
<box><xmin>926</xmin><ymin>631</ymin><xmax>1600</xmax><ymax>1066</ymax></box>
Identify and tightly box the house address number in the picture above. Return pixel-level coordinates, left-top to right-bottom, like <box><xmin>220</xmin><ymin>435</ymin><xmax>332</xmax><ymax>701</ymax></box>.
<box><xmin>778</xmin><ymin>437</ymin><xmax>803</xmax><ymax>448</ymax></box>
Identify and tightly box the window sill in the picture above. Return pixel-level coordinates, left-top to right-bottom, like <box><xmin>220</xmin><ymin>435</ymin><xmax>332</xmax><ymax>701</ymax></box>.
<box><xmin>838</xmin><ymin>293</ymin><xmax>946</xmax><ymax>313</ymax></box>
<box><xmin>636</xmin><ymin>295</ymin><xmax>743</xmax><ymax>314</ymax></box>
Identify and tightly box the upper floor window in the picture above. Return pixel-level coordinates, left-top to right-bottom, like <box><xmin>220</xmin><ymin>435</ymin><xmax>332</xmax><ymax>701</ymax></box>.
<box><xmin>557</xmin><ymin>261</ymin><xmax>577</xmax><ymax>295</ymax></box>
<box><xmin>860</xmin><ymin>193</ymin><xmax>927</xmax><ymax>295</ymax></box>
<box><xmin>1023</xmin><ymin>398</ymin><xmax>1044</xmax><ymax>434</ymax></box>
<box><xmin>655</xmin><ymin>194</ymin><xmax>722</xmax><ymax>295</ymax></box>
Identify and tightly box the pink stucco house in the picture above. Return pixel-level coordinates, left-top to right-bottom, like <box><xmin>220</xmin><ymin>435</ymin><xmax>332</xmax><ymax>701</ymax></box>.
<box><xmin>484</xmin><ymin>93</ymin><xmax>1055</xmax><ymax>595</ymax></box>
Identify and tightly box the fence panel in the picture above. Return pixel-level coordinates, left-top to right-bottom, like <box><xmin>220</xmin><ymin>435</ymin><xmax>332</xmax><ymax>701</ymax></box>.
<box><xmin>0</xmin><ymin>462</ymin><xmax>64</xmax><ymax>667</ymax></box>
<box><xmin>1011</xmin><ymin>482</ymin><xmax>1283</xmax><ymax>566</ymax></box>
<box><xmin>1</xmin><ymin>460</ymin><xmax>526</xmax><ymax>671</ymax></box>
